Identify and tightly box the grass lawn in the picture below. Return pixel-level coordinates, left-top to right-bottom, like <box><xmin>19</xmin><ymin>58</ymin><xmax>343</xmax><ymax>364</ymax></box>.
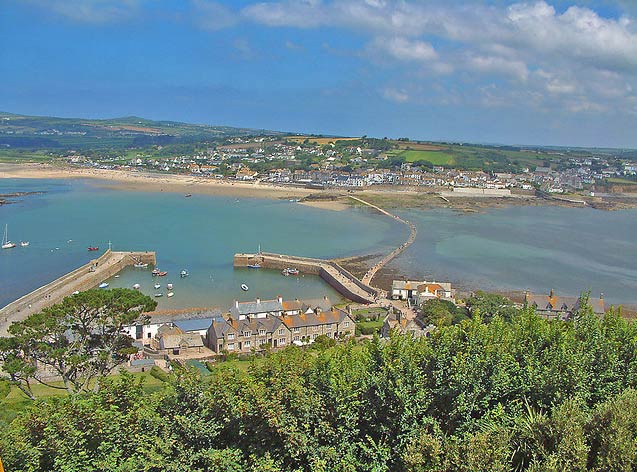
<box><xmin>388</xmin><ymin>149</ymin><xmax>455</xmax><ymax>165</ymax></box>
<box><xmin>356</xmin><ymin>320</ymin><xmax>384</xmax><ymax>335</ymax></box>
<box><xmin>0</xmin><ymin>371</ymin><xmax>166</xmax><ymax>427</ymax></box>
<box><xmin>606</xmin><ymin>177</ymin><xmax>637</xmax><ymax>185</ymax></box>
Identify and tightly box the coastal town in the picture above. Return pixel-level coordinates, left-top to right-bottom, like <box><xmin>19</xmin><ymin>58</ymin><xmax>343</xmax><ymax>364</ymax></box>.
<box><xmin>62</xmin><ymin>135</ymin><xmax>637</xmax><ymax>199</ymax></box>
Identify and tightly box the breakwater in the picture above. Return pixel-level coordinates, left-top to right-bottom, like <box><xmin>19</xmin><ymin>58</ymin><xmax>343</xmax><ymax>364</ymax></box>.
<box><xmin>348</xmin><ymin>196</ymin><xmax>417</xmax><ymax>286</ymax></box>
<box><xmin>0</xmin><ymin>249</ymin><xmax>156</xmax><ymax>335</ymax></box>
<box><xmin>234</xmin><ymin>252</ymin><xmax>379</xmax><ymax>304</ymax></box>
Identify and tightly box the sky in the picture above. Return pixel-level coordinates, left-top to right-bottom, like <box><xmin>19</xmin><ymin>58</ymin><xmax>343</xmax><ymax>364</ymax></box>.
<box><xmin>1</xmin><ymin>0</ymin><xmax>637</xmax><ymax>148</ymax></box>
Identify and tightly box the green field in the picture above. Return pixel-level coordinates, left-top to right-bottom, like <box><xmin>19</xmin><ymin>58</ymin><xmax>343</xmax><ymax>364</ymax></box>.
<box><xmin>388</xmin><ymin>149</ymin><xmax>455</xmax><ymax>165</ymax></box>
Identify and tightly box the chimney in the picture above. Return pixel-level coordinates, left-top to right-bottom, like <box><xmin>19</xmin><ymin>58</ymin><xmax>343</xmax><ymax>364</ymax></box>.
<box><xmin>277</xmin><ymin>295</ymin><xmax>283</xmax><ymax>304</ymax></box>
<box><xmin>600</xmin><ymin>292</ymin><xmax>604</xmax><ymax>300</ymax></box>
<box><xmin>235</xmin><ymin>300</ymin><xmax>239</xmax><ymax>309</ymax></box>
<box><xmin>256</xmin><ymin>297</ymin><xmax>261</xmax><ymax>304</ymax></box>
<box><xmin>549</xmin><ymin>288</ymin><xmax>554</xmax><ymax>297</ymax></box>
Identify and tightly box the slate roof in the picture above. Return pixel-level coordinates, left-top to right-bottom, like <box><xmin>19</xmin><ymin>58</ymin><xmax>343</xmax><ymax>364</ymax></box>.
<box><xmin>229</xmin><ymin>299</ymin><xmax>284</xmax><ymax>319</ymax></box>
<box><xmin>280</xmin><ymin>308</ymin><xmax>351</xmax><ymax>329</ymax></box>
<box><xmin>526</xmin><ymin>292</ymin><xmax>605</xmax><ymax>315</ymax></box>
<box><xmin>174</xmin><ymin>317</ymin><xmax>219</xmax><ymax>332</ymax></box>
<box><xmin>160</xmin><ymin>333</ymin><xmax>204</xmax><ymax>350</ymax></box>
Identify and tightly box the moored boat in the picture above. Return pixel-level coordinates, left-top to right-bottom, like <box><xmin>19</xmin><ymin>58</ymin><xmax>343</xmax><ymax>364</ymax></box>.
<box><xmin>20</xmin><ymin>241</ymin><xmax>29</xmax><ymax>247</ymax></box>
<box><xmin>98</xmin><ymin>282</ymin><xmax>109</xmax><ymax>289</ymax></box>
<box><xmin>152</xmin><ymin>268</ymin><xmax>161</xmax><ymax>276</ymax></box>
<box><xmin>88</xmin><ymin>246</ymin><xmax>99</xmax><ymax>251</ymax></box>
<box><xmin>133</xmin><ymin>283</ymin><xmax>141</xmax><ymax>290</ymax></box>
<box><xmin>180</xmin><ymin>269</ymin><xmax>189</xmax><ymax>277</ymax></box>
<box><xmin>154</xmin><ymin>293</ymin><xmax>163</xmax><ymax>297</ymax></box>
<box><xmin>241</xmin><ymin>283</ymin><xmax>249</xmax><ymax>291</ymax></box>
<box><xmin>158</xmin><ymin>271</ymin><xmax>167</xmax><ymax>277</ymax></box>
<box><xmin>2</xmin><ymin>224</ymin><xmax>16</xmax><ymax>249</ymax></box>
<box><xmin>134</xmin><ymin>262</ymin><xmax>148</xmax><ymax>268</ymax></box>
<box><xmin>154</xmin><ymin>283</ymin><xmax>161</xmax><ymax>289</ymax></box>
<box><xmin>167</xmin><ymin>283</ymin><xmax>173</xmax><ymax>290</ymax></box>
<box><xmin>247</xmin><ymin>263</ymin><xmax>261</xmax><ymax>269</ymax></box>
<box><xmin>167</xmin><ymin>292</ymin><xmax>174</xmax><ymax>298</ymax></box>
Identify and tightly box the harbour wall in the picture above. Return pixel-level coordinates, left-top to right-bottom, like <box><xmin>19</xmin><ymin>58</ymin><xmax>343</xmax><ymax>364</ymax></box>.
<box><xmin>0</xmin><ymin>250</ymin><xmax>156</xmax><ymax>335</ymax></box>
<box><xmin>234</xmin><ymin>252</ymin><xmax>378</xmax><ymax>304</ymax></box>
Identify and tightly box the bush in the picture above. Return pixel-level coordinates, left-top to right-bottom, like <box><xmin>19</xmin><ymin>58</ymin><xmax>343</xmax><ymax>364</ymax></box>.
<box><xmin>149</xmin><ymin>366</ymin><xmax>169</xmax><ymax>382</ymax></box>
<box><xmin>356</xmin><ymin>320</ymin><xmax>383</xmax><ymax>336</ymax></box>
<box><xmin>0</xmin><ymin>379</ymin><xmax>10</xmax><ymax>400</ymax></box>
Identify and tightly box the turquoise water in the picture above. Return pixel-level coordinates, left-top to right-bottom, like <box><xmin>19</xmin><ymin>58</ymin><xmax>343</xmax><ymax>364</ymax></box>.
<box><xmin>2</xmin><ymin>179</ymin><xmax>637</xmax><ymax>309</ymax></box>
<box><xmin>393</xmin><ymin>206</ymin><xmax>637</xmax><ymax>306</ymax></box>
<box><xmin>0</xmin><ymin>179</ymin><xmax>399</xmax><ymax>310</ymax></box>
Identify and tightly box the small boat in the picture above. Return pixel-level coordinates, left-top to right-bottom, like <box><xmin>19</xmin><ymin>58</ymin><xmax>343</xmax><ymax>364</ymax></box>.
<box><xmin>185</xmin><ymin>193</ymin><xmax>192</xmax><ymax>198</ymax></box>
<box><xmin>287</xmin><ymin>268</ymin><xmax>299</xmax><ymax>275</ymax></box>
<box><xmin>154</xmin><ymin>283</ymin><xmax>161</xmax><ymax>289</ymax></box>
<box><xmin>241</xmin><ymin>283</ymin><xmax>249</xmax><ymax>291</ymax></box>
<box><xmin>98</xmin><ymin>282</ymin><xmax>109</xmax><ymax>289</ymax></box>
<box><xmin>281</xmin><ymin>269</ymin><xmax>290</xmax><ymax>276</ymax></box>
<box><xmin>180</xmin><ymin>269</ymin><xmax>189</xmax><ymax>278</ymax></box>
<box><xmin>2</xmin><ymin>224</ymin><xmax>16</xmax><ymax>249</ymax></box>
<box><xmin>88</xmin><ymin>246</ymin><xmax>99</xmax><ymax>251</ymax></box>
<box><xmin>158</xmin><ymin>271</ymin><xmax>167</xmax><ymax>277</ymax></box>
<box><xmin>167</xmin><ymin>292</ymin><xmax>174</xmax><ymax>298</ymax></box>
<box><xmin>133</xmin><ymin>283</ymin><xmax>141</xmax><ymax>290</ymax></box>
<box><xmin>247</xmin><ymin>264</ymin><xmax>261</xmax><ymax>269</ymax></box>
<box><xmin>167</xmin><ymin>283</ymin><xmax>173</xmax><ymax>290</ymax></box>
<box><xmin>20</xmin><ymin>241</ymin><xmax>29</xmax><ymax>247</ymax></box>
<box><xmin>134</xmin><ymin>262</ymin><xmax>148</xmax><ymax>268</ymax></box>
<box><xmin>154</xmin><ymin>293</ymin><xmax>163</xmax><ymax>297</ymax></box>
<box><xmin>72</xmin><ymin>290</ymin><xmax>80</xmax><ymax>295</ymax></box>
<box><xmin>152</xmin><ymin>268</ymin><xmax>161</xmax><ymax>276</ymax></box>
<box><xmin>114</xmin><ymin>275</ymin><xmax>120</xmax><ymax>278</ymax></box>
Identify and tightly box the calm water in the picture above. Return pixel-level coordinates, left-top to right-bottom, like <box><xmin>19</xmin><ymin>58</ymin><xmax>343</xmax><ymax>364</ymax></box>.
<box><xmin>393</xmin><ymin>206</ymin><xmax>637</xmax><ymax>306</ymax></box>
<box><xmin>1</xmin><ymin>179</ymin><xmax>636</xmax><ymax>309</ymax></box>
<box><xmin>0</xmin><ymin>179</ymin><xmax>399</xmax><ymax>310</ymax></box>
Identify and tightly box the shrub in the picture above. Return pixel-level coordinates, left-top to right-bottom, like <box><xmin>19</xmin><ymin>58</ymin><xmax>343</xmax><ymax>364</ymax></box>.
<box><xmin>149</xmin><ymin>366</ymin><xmax>169</xmax><ymax>382</ymax></box>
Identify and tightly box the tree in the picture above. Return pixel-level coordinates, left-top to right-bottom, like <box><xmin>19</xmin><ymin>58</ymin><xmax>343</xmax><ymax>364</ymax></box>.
<box><xmin>0</xmin><ymin>288</ymin><xmax>156</xmax><ymax>397</ymax></box>
<box><xmin>420</xmin><ymin>299</ymin><xmax>468</xmax><ymax>326</ymax></box>
<box><xmin>465</xmin><ymin>291</ymin><xmax>518</xmax><ymax>322</ymax></box>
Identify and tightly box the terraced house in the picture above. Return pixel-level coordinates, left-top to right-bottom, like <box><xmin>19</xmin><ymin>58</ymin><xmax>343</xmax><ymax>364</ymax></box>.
<box><xmin>207</xmin><ymin>296</ymin><xmax>355</xmax><ymax>353</ymax></box>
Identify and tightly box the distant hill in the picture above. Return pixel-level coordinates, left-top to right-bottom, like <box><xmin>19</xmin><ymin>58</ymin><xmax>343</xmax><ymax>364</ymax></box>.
<box><xmin>0</xmin><ymin>112</ymin><xmax>284</xmax><ymax>150</ymax></box>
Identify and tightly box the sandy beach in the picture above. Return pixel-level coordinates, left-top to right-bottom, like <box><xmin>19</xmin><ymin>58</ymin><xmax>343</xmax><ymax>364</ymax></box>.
<box><xmin>0</xmin><ymin>163</ymin><xmax>315</xmax><ymax>201</ymax></box>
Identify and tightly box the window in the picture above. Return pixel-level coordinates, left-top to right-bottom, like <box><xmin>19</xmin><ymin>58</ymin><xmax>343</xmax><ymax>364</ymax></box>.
<box><xmin>312</xmin><ymin>334</ymin><xmax>318</xmax><ymax>340</ymax></box>
<box><xmin>227</xmin><ymin>333</ymin><xmax>235</xmax><ymax>340</ymax></box>
<box><xmin>326</xmin><ymin>324</ymin><xmax>333</xmax><ymax>330</ymax></box>
<box><xmin>293</xmin><ymin>327</ymin><xmax>300</xmax><ymax>333</ymax></box>
<box><xmin>259</xmin><ymin>339</ymin><xmax>267</xmax><ymax>346</ymax></box>
<box><xmin>344</xmin><ymin>321</ymin><xmax>350</xmax><ymax>328</ymax></box>
<box><xmin>278</xmin><ymin>329</ymin><xmax>285</xmax><ymax>335</ymax></box>
<box><xmin>326</xmin><ymin>332</ymin><xmax>332</xmax><ymax>338</ymax></box>
<box><xmin>227</xmin><ymin>343</ymin><xmax>235</xmax><ymax>350</ymax></box>
<box><xmin>293</xmin><ymin>336</ymin><xmax>300</xmax><ymax>342</ymax></box>
<box><xmin>244</xmin><ymin>341</ymin><xmax>251</xmax><ymax>348</ymax></box>
<box><xmin>242</xmin><ymin>331</ymin><xmax>251</xmax><ymax>337</ymax></box>
<box><xmin>279</xmin><ymin>338</ymin><xmax>286</xmax><ymax>345</ymax></box>
<box><xmin>259</xmin><ymin>329</ymin><xmax>266</xmax><ymax>336</ymax></box>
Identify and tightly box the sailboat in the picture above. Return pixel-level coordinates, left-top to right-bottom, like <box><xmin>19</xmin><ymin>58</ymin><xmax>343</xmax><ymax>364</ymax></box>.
<box><xmin>2</xmin><ymin>224</ymin><xmax>16</xmax><ymax>249</ymax></box>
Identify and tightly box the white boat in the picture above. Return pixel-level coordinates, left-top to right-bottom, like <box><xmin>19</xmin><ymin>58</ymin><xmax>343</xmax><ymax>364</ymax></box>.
<box><xmin>180</xmin><ymin>269</ymin><xmax>189</xmax><ymax>277</ymax></box>
<box><xmin>20</xmin><ymin>241</ymin><xmax>29</xmax><ymax>247</ymax></box>
<box><xmin>154</xmin><ymin>293</ymin><xmax>163</xmax><ymax>297</ymax></box>
<box><xmin>133</xmin><ymin>283</ymin><xmax>141</xmax><ymax>290</ymax></box>
<box><xmin>154</xmin><ymin>283</ymin><xmax>161</xmax><ymax>289</ymax></box>
<box><xmin>241</xmin><ymin>283</ymin><xmax>249</xmax><ymax>291</ymax></box>
<box><xmin>247</xmin><ymin>264</ymin><xmax>261</xmax><ymax>269</ymax></box>
<box><xmin>167</xmin><ymin>292</ymin><xmax>174</xmax><ymax>298</ymax></box>
<box><xmin>134</xmin><ymin>262</ymin><xmax>148</xmax><ymax>268</ymax></box>
<box><xmin>167</xmin><ymin>283</ymin><xmax>173</xmax><ymax>290</ymax></box>
<box><xmin>98</xmin><ymin>282</ymin><xmax>109</xmax><ymax>289</ymax></box>
<box><xmin>72</xmin><ymin>290</ymin><xmax>80</xmax><ymax>295</ymax></box>
<box><xmin>2</xmin><ymin>224</ymin><xmax>16</xmax><ymax>249</ymax></box>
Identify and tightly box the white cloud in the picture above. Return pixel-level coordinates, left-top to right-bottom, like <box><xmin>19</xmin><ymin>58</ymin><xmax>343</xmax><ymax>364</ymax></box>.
<box><xmin>371</xmin><ymin>37</ymin><xmax>437</xmax><ymax>62</ymax></box>
<box><xmin>192</xmin><ymin>0</ymin><xmax>237</xmax><ymax>31</ymax></box>
<box><xmin>382</xmin><ymin>87</ymin><xmax>409</xmax><ymax>103</ymax></box>
<box><xmin>25</xmin><ymin>0</ymin><xmax>143</xmax><ymax>23</ymax></box>
<box><xmin>468</xmin><ymin>55</ymin><xmax>529</xmax><ymax>81</ymax></box>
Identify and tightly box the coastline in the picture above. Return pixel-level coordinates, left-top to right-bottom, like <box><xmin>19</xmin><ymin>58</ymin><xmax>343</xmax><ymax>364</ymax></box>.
<box><xmin>2</xmin><ymin>162</ymin><xmax>636</xmax><ymax>213</ymax></box>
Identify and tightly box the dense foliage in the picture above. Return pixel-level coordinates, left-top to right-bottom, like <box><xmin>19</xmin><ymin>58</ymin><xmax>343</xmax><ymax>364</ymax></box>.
<box><xmin>2</xmin><ymin>302</ymin><xmax>637</xmax><ymax>471</ymax></box>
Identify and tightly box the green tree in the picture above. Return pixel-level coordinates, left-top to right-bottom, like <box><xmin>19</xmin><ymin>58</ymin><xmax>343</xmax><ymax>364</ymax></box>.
<box><xmin>465</xmin><ymin>291</ymin><xmax>518</xmax><ymax>321</ymax></box>
<box><xmin>0</xmin><ymin>288</ymin><xmax>156</xmax><ymax>397</ymax></box>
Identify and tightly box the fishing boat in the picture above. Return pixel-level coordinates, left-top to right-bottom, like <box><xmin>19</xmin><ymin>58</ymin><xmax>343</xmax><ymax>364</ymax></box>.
<box><xmin>167</xmin><ymin>283</ymin><xmax>173</xmax><ymax>290</ymax></box>
<box><xmin>88</xmin><ymin>246</ymin><xmax>99</xmax><ymax>251</ymax></box>
<box><xmin>286</xmin><ymin>268</ymin><xmax>299</xmax><ymax>275</ymax></box>
<box><xmin>241</xmin><ymin>283</ymin><xmax>249</xmax><ymax>291</ymax></box>
<box><xmin>98</xmin><ymin>282</ymin><xmax>109</xmax><ymax>289</ymax></box>
<box><xmin>158</xmin><ymin>271</ymin><xmax>168</xmax><ymax>277</ymax></box>
<box><xmin>247</xmin><ymin>263</ymin><xmax>261</xmax><ymax>269</ymax></box>
<box><xmin>133</xmin><ymin>283</ymin><xmax>141</xmax><ymax>290</ymax></box>
<box><xmin>152</xmin><ymin>268</ymin><xmax>161</xmax><ymax>276</ymax></box>
<box><xmin>20</xmin><ymin>241</ymin><xmax>29</xmax><ymax>247</ymax></box>
<box><xmin>167</xmin><ymin>292</ymin><xmax>174</xmax><ymax>298</ymax></box>
<box><xmin>154</xmin><ymin>283</ymin><xmax>161</xmax><ymax>290</ymax></box>
<box><xmin>281</xmin><ymin>269</ymin><xmax>290</xmax><ymax>276</ymax></box>
<box><xmin>2</xmin><ymin>224</ymin><xmax>16</xmax><ymax>249</ymax></box>
<box><xmin>154</xmin><ymin>293</ymin><xmax>163</xmax><ymax>297</ymax></box>
<box><xmin>134</xmin><ymin>262</ymin><xmax>148</xmax><ymax>268</ymax></box>
<box><xmin>180</xmin><ymin>269</ymin><xmax>189</xmax><ymax>278</ymax></box>
<box><xmin>185</xmin><ymin>193</ymin><xmax>192</xmax><ymax>198</ymax></box>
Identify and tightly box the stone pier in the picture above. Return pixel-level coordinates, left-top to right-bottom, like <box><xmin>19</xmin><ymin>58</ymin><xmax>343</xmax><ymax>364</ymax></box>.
<box><xmin>0</xmin><ymin>249</ymin><xmax>156</xmax><ymax>335</ymax></box>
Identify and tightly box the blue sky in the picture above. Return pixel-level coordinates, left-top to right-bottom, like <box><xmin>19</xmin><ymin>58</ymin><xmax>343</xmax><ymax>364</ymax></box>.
<box><xmin>1</xmin><ymin>0</ymin><xmax>636</xmax><ymax>147</ymax></box>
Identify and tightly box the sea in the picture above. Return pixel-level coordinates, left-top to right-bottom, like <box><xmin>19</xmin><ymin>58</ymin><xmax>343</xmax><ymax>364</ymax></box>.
<box><xmin>1</xmin><ymin>178</ymin><xmax>636</xmax><ymax>309</ymax></box>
